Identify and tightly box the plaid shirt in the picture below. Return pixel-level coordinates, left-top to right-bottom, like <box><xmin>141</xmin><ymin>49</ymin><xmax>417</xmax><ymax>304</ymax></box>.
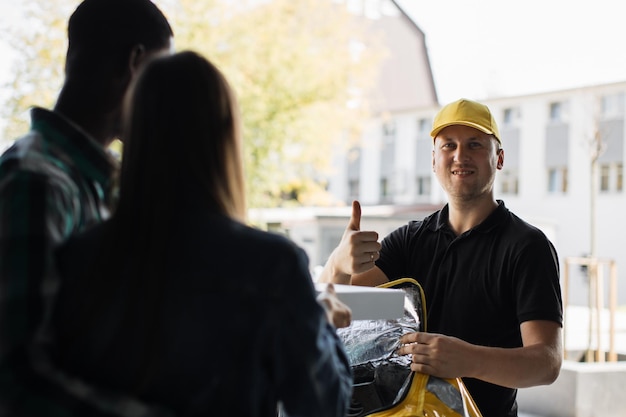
<box><xmin>0</xmin><ymin>108</ymin><xmax>171</xmax><ymax>416</ymax></box>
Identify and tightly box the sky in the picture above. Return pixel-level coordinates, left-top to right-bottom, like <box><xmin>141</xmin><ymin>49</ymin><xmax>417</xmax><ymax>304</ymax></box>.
<box><xmin>395</xmin><ymin>0</ymin><xmax>626</xmax><ymax>104</ymax></box>
<box><xmin>2</xmin><ymin>0</ymin><xmax>626</xmax><ymax>114</ymax></box>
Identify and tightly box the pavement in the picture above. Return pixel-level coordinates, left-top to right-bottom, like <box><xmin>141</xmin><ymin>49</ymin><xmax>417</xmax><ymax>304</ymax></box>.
<box><xmin>515</xmin><ymin>305</ymin><xmax>626</xmax><ymax>417</ymax></box>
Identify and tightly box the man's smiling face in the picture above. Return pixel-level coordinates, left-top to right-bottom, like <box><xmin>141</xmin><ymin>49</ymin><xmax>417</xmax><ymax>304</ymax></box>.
<box><xmin>432</xmin><ymin>124</ymin><xmax>504</xmax><ymax>203</ymax></box>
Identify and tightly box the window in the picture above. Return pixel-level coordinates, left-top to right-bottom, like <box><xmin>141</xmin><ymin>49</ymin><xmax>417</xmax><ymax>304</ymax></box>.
<box><xmin>502</xmin><ymin>107</ymin><xmax>519</xmax><ymax>127</ymax></box>
<box><xmin>348</xmin><ymin>179</ymin><xmax>360</xmax><ymax>199</ymax></box>
<box><xmin>503</xmin><ymin>108</ymin><xmax>513</xmax><ymax>125</ymax></box>
<box><xmin>601</xmin><ymin>93</ymin><xmax>625</xmax><ymax>119</ymax></box>
<box><xmin>548</xmin><ymin>167</ymin><xmax>568</xmax><ymax>194</ymax></box>
<box><xmin>600</xmin><ymin>164</ymin><xmax>611</xmax><ymax>191</ymax></box>
<box><xmin>347</xmin><ymin>146</ymin><xmax>361</xmax><ymax>201</ymax></box>
<box><xmin>549</xmin><ymin>102</ymin><xmax>565</xmax><ymax>122</ymax></box>
<box><xmin>416</xmin><ymin>176</ymin><xmax>431</xmax><ymax>196</ymax></box>
<box><xmin>382</xmin><ymin>121</ymin><xmax>396</xmax><ymax>138</ymax></box>
<box><xmin>380</xmin><ymin>177</ymin><xmax>390</xmax><ymax>199</ymax></box>
<box><xmin>417</xmin><ymin>118</ymin><xmax>430</xmax><ymax>138</ymax></box>
<box><xmin>500</xmin><ymin>170</ymin><xmax>519</xmax><ymax>195</ymax></box>
<box><xmin>598</xmin><ymin>163</ymin><xmax>624</xmax><ymax>193</ymax></box>
<box><xmin>380</xmin><ymin>119</ymin><xmax>395</xmax><ymax>202</ymax></box>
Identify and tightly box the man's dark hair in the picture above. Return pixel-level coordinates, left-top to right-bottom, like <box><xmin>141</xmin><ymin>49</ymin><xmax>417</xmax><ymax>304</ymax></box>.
<box><xmin>65</xmin><ymin>0</ymin><xmax>173</xmax><ymax>78</ymax></box>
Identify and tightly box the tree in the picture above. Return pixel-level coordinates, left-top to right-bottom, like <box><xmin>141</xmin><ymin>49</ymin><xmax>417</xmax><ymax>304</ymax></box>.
<box><xmin>1</xmin><ymin>0</ymin><xmax>384</xmax><ymax>207</ymax></box>
<box><xmin>0</xmin><ymin>0</ymin><xmax>71</xmax><ymax>144</ymax></box>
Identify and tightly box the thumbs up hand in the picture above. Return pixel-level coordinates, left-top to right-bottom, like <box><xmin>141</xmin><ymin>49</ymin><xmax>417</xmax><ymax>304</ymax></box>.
<box><xmin>347</xmin><ymin>198</ymin><xmax>362</xmax><ymax>232</ymax></box>
<box><xmin>327</xmin><ymin>201</ymin><xmax>381</xmax><ymax>283</ymax></box>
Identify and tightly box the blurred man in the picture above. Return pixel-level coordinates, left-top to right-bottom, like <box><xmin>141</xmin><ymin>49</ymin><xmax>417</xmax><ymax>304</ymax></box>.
<box><xmin>0</xmin><ymin>0</ymin><xmax>173</xmax><ymax>414</ymax></box>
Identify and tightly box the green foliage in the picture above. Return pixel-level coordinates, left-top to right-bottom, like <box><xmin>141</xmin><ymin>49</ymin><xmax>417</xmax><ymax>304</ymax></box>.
<box><xmin>1</xmin><ymin>0</ymin><xmax>75</xmax><ymax>143</ymax></box>
<box><xmin>2</xmin><ymin>0</ymin><xmax>384</xmax><ymax>208</ymax></box>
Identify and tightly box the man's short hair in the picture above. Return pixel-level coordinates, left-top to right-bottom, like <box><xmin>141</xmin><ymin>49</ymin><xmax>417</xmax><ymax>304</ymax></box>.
<box><xmin>65</xmin><ymin>0</ymin><xmax>173</xmax><ymax>77</ymax></box>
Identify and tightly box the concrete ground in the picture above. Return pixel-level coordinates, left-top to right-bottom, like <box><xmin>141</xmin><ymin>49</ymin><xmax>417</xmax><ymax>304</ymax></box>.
<box><xmin>516</xmin><ymin>305</ymin><xmax>626</xmax><ymax>417</ymax></box>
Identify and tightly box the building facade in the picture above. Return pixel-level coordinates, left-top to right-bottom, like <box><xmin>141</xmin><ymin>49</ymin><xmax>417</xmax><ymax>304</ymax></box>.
<box><xmin>255</xmin><ymin>0</ymin><xmax>626</xmax><ymax>307</ymax></box>
<box><xmin>323</xmin><ymin>83</ymin><xmax>626</xmax><ymax>306</ymax></box>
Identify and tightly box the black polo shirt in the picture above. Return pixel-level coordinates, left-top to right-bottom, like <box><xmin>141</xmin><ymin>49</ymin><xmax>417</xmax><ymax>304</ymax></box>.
<box><xmin>377</xmin><ymin>200</ymin><xmax>563</xmax><ymax>417</ymax></box>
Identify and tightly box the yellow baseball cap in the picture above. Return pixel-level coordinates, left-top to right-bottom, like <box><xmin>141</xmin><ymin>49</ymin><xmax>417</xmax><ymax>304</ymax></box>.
<box><xmin>430</xmin><ymin>98</ymin><xmax>501</xmax><ymax>144</ymax></box>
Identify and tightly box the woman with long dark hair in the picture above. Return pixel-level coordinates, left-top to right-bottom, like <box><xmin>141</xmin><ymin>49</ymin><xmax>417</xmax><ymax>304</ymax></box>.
<box><xmin>52</xmin><ymin>51</ymin><xmax>352</xmax><ymax>417</ymax></box>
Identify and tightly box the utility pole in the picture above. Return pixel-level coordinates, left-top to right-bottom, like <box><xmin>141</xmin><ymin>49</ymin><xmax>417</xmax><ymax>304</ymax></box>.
<box><xmin>586</xmin><ymin>128</ymin><xmax>600</xmax><ymax>361</ymax></box>
<box><xmin>586</xmin><ymin>106</ymin><xmax>605</xmax><ymax>361</ymax></box>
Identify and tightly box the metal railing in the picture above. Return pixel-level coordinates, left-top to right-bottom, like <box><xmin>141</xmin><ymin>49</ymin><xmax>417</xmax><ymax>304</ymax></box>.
<box><xmin>563</xmin><ymin>257</ymin><xmax>618</xmax><ymax>362</ymax></box>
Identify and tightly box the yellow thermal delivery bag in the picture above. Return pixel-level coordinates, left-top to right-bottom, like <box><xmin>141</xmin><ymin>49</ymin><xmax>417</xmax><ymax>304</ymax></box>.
<box><xmin>336</xmin><ymin>278</ymin><xmax>482</xmax><ymax>417</ymax></box>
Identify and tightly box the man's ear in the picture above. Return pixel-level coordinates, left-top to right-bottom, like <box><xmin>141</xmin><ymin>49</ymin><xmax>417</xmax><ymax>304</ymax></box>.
<box><xmin>129</xmin><ymin>44</ymin><xmax>146</xmax><ymax>75</ymax></box>
<box><xmin>497</xmin><ymin>149</ymin><xmax>504</xmax><ymax>169</ymax></box>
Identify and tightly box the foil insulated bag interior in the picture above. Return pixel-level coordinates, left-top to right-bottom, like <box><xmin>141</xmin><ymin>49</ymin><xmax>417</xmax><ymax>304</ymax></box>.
<box><xmin>336</xmin><ymin>278</ymin><xmax>483</xmax><ymax>417</ymax></box>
